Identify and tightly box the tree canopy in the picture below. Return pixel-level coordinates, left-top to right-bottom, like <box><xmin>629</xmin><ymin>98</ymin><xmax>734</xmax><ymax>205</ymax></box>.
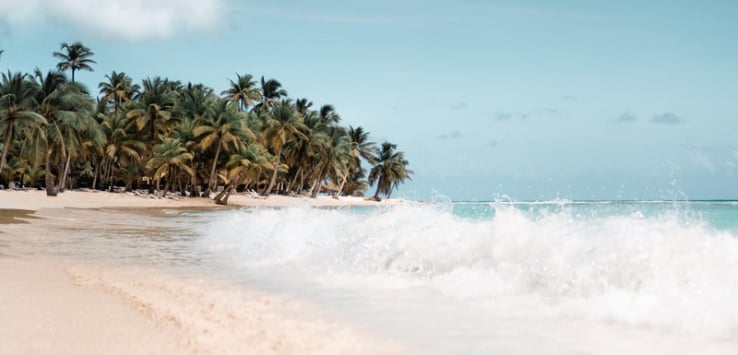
<box><xmin>0</xmin><ymin>42</ymin><xmax>412</xmax><ymax>202</ymax></box>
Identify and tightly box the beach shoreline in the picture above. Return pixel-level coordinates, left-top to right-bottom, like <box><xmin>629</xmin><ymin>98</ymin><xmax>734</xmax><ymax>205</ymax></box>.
<box><xmin>0</xmin><ymin>191</ymin><xmax>407</xmax><ymax>355</ymax></box>
<box><xmin>0</xmin><ymin>189</ymin><xmax>406</xmax><ymax>211</ymax></box>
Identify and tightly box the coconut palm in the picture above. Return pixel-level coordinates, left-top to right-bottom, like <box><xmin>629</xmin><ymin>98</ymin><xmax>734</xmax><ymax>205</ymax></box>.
<box><xmin>52</xmin><ymin>41</ymin><xmax>96</xmax><ymax>83</ymax></box>
<box><xmin>0</xmin><ymin>71</ymin><xmax>45</xmax><ymax>181</ymax></box>
<box><xmin>126</xmin><ymin>77</ymin><xmax>177</xmax><ymax>141</ymax></box>
<box><xmin>146</xmin><ymin>138</ymin><xmax>194</xmax><ymax>197</ymax></box>
<box><xmin>319</xmin><ymin>104</ymin><xmax>341</xmax><ymax>125</ymax></box>
<box><xmin>221</xmin><ymin>73</ymin><xmax>261</xmax><ymax>112</ymax></box>
<box><xmin>98</xmin><ymin>111</ymin><xmax>145</xmax><ymax>190</ymax></box>
<box><xmin>310</xmin><ymin>126</ymin><xmax>351</xmax><ymax>198</ymax></box>
<box><xmin>368</xmin><ymin>142</ymin><xmax>413</xmax><ymax>200</ymax></box>
<box><xmin>194</xmin><ymin>98</ymin><xmax>252</xmax><ymax>193</ymax></box>
<box><xmin>253</xmin><ymin>77</ymin><xmax>287</xmax><ymax>112</ymax></box>
<box><xmin>99</xmin><ymin>71</ymin><xmax>139</xmax><ymax>116</ymax></box>
<box><xmin>341</xmin><ymin>126</ymin><xmax>376</xmax><ymax>196</ymax></box>
<box><xmin>214</xmin><ymin>143</ymin><xmax>272</xmax><ymax>205</ymax></box>
<box><xmin>34</xmin><ymin>69</ymin><xmax>101</xmax><ymax>194</ymax></box>
<box><xmin>260</xmin><ymin>99</ymin><xmax>306</xmax><ymax>196</ymax></box>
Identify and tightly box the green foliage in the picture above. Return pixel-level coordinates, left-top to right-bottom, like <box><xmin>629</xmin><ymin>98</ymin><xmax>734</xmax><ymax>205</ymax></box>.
<box><xmin>0</xmin><ymin>42</ymin><xmax>411</xmax><ymax>199</ymax></box>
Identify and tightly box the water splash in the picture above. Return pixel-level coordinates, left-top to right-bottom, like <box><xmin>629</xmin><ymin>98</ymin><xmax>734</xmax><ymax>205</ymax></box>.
<box><xmin>199</xmin><ymin>202</ymin><xmax>738</xmax><ymax>337</ymax></box>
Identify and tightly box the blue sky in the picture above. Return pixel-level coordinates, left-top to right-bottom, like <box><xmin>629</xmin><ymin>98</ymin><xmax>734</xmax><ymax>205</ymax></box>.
<box><xmin>1</xmin><ymin>0</ymin><xmax>737</xmax><ymax>200</ymax></box>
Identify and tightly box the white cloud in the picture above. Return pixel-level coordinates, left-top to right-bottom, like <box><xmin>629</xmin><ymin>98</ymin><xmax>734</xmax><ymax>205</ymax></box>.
<box><xmin>0</xmin><ymin>0</ymin><xmax>224</xmax><ymax>41</ymax></box>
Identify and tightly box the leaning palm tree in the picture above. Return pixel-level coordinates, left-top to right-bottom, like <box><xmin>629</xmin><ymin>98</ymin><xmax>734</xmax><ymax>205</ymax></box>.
<box><xmin>0</xmin><ymin>71</ymin><xmax>45</xmax><ymax>180</ymax></box>
<box><xmin>221</xmin><ymin>73</ymin><xmax>261</xmax><ymax>112</ymax></box>
<box><xmin>194</xmin><ymin>98</ymin><xmax>252</xmax><ymax>193</ymax></box>
<box><xmin>368</xmin><ymin>142</ymin><xmax>413</xmax><ymax>200</ymax></box>
<box><xmin>214</xmin><ymin>143</ymin><xmax>271</xmax><ymax>205</ymax></box>
<box><xmin>146</xmin><ymin>138</ymin><xmax>194</xmax><ymax>197</ymax></box>
<box><xmin>260</xmin><ymin>99</ymin><xmax>306</xmax><ymax>196</ymax></box>
<box><xmin>52</xmin><ymin>41</ymin><xmax>96</xmax><ymax>83</ymax></box>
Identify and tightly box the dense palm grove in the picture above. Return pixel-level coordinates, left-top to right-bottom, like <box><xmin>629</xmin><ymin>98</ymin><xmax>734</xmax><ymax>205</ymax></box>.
<box><xmin>0</xmin><ymin>42</ymin><xmax>412</xmax><ymax>203</ymax></box>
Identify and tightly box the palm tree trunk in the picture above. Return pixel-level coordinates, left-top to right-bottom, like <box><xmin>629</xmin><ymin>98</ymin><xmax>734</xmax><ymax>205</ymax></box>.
<box><xmin>0</xmin><ymin>123</ymin><xmax>13</xmax><ymax>177</ymax></box>
<box><xmin>372</xmin><ymin>176</ymin><xmax>383</xmax><ymax>200</ymax></box>
<box><xmin>215</xmin><ymin>173</ymin><xmax>243</xmax><ymax>205</ymax></box>
<box><xmin>334</xmin><ymin>175</ymin><xmax>347</xmax><ymax>199</ymax></box>
<box><xmin>92</xmin><ymin>158</ymin><xmax>99</xmax><ymax>190</ymax></box>
<box><xmin>310</xmin><ymin>164</ymin><xmax>329</xmax><ymax>198</ymax></box>
<box><xmin>264</xmin><ymin>147</ymin><xmax>282</xmax><ymax>196</ymax></box>
<box><xmin>44</xmin><ymin>141</ymin><xmax>58</xmax><ymax>196</ymax></box>
<box><xmin>59</xmin><ymin>151</ymin><xmax>72</xmax><ymax>192</ymax></box>
<box><xmin>162</xmin><ymin>168</ymin><xmax>171</xmax><ymax>198</ymax></box>
<box><xmin>287</xmin><ymin>166</ymin><xmax>301</xmax><ymax>194</ymax></box>
<box><xmin>208</xmin><ymin>143</ymin><xmax>222</xmax><ymax>193</ymax></box>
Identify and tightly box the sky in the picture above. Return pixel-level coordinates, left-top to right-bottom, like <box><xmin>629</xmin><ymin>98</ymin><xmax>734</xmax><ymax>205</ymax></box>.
<box><xmin>1</xmin><ymin>0</ymin><xmax>737</xmax><ymax>201</ymax></box>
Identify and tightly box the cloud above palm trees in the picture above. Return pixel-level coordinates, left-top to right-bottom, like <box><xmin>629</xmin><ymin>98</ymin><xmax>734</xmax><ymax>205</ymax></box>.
<box><xmin>0</xmin><ymin>0</ymin><xmax>224</xmax><ymax>41</ymax></box>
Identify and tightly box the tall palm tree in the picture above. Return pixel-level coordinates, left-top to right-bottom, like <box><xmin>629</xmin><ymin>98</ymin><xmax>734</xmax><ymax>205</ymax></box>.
<box><xmin>146</xmin><ymin>138</ymin><xmax>194</xmax><ymax>197</ymax></box>
<box><xmin>368</xmin><ymin>142</ymin><xmax>413</xmax><ymax>200</ymax></box>
<box><xmin>52</xmin><ymin>41</ymin><xmax>96</xmax><ymax>83</ymax></box>
<box><xmin>34</xmin><ymin>69</ymin><xmax>101</xmax><ymax>194</ymax></box>
<box><xmin>342</xmin><ymin>126</ymin><xmax>376</xmax><ymax>196</ymax></box>
<box><xmin>98</xmin><ymin>111</ymin><xmax>145</xmax><ymax>190</ymax></box>
<box><xmin>221</xmin><ymin>73</ymin><xmax>261</xmax><ymax>112</ymax></box>
<box><xmin>98</xmin><ymin>71</ymin><xmax>139</xmax><ymax>116</ymax></box>
<box><xmin>310</xmin><ymin>126</ymin><xmax>351</xmax><ymax>198</ymax></box>
<box><xmin>194</xmin><ymin>98</ymin><xmax>252</xmax><ymax>193</ymax></box>
<box><xmin>0</xmin><ymin>71</ymin><xmax>45</xmax><ymax>180</ymax></box>
<box><xmin>260</xmin><ymin>99</ymin><xmax>306</xmax><ymax>196</ymax></box>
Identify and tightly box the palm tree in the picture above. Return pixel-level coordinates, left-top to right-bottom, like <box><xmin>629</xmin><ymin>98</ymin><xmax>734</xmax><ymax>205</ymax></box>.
<box><xmin>34</xmin><ymin>69</ymin><xmax>101</xmax><ymax>194</ymax></box>
<box><xmin>146</xmin><ymin>138</ymin><xmax>194</xmax><ymax>197</ymax></box>
<box><xmin>194</xmin><ymin>98</ymin><xmax>252</xmax><ymax>193</ymax></box>
<box><xmin>254</xmin><ymin>77</ymin><xmax>287</xmax><ymax>112</ymax></box>
<box><xmin>260</xmin><ymin>99</ymin><xmax>306</xmax><ymax>196</ymax></box>
<box><xmin>98</xmin><ymin>111</ymin><xmax>145</xmax><ymax>190</ymax></box>
<box><xmin>126</xmin><ymin>77</ymin><xmax>177</xmax><ymax>141</ymax></box>
<box><xmin>0</xmin><ymin>71</ymin><xmax>45</xmax><ymax>181</ymax></box>
<box><xmin>52</xmin><ymin>42</ymin><xmax>96</xmax><ymax>83</ymax></box>
<box><xmin>341</xmin><ymin>126</ymin><xmax>376</xmax><ymax>196</ymax></box>
<box><xmin>214</xmin><ymin>143</ymin><xmax>271</xmax><ymax>205</ymax></box>
<box><xmin>319</xmin><ymin>104</ymin><xmax>341</xmax><ymax>125</ymax></box>
<box><xmin>98</xmin><ymin>71</ymin><xmax>139</xmax><ymax>116</ymax></box>
<box><xmin>221</xmin><ymin>74</ymin><xmax>261</xmax><ymax>112</ymax></box>
<box><xmin>295</xmin><ymin>98</ymin><xmax>313</xmax><ymax>114</ymax></box>
<box><xmin>368</xmin><ymin>142</ymin><xmax>413</xmax><ymax>200</ymax></box>
<box><xmin>311</xmin><ymin>126</ymin><xmax>351</xmax><ymax>198</ymax></box>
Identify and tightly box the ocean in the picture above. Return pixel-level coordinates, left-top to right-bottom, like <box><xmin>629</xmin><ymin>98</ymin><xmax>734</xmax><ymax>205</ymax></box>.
<box><xmin>41</xmin><ymin>200</ymin><xmax>738</xmax><ymax>354</ymax></box>
<box><xmin>184</xmin><ymin>200</ymin><xmax>738</xmax><ymax>354</ymax></box>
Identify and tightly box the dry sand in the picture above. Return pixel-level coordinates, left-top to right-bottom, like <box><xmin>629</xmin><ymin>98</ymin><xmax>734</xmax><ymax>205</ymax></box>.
<box><xmin>0</xmin><ymin>189</ymin><xmax>407</xmax><ymax>355</ymax></box>
<box><xmin>0</xmin><ymin>189</ymin><xmax>405</xmax><ymax>211</ymax></box>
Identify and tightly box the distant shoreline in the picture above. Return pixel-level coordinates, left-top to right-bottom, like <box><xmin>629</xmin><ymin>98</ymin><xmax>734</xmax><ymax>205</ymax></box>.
<box><xmin>0</xmin><ymin>189</ymin><xmax>407</xmax><ymax>212</ymax></box>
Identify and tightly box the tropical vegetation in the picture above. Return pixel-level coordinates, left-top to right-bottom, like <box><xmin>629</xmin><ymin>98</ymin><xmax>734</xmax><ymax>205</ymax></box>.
<box><xmin>0</xmin><ymin>43</ymin><xmax>412</xmax><ymax>203</ymax></box>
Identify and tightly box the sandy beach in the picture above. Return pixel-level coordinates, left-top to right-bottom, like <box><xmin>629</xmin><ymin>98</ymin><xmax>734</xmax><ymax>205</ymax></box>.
<box><xmin>0</xmin><ymin>190</ymin><xmax>406</xmax><ymax>355</ymax></box>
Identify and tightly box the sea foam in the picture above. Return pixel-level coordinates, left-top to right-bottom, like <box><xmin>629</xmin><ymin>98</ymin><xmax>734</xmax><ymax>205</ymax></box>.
<box><xmin>199</xmin><ymin>202</ymin><xmax>738</xmax><ymax>337</ymax></box>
